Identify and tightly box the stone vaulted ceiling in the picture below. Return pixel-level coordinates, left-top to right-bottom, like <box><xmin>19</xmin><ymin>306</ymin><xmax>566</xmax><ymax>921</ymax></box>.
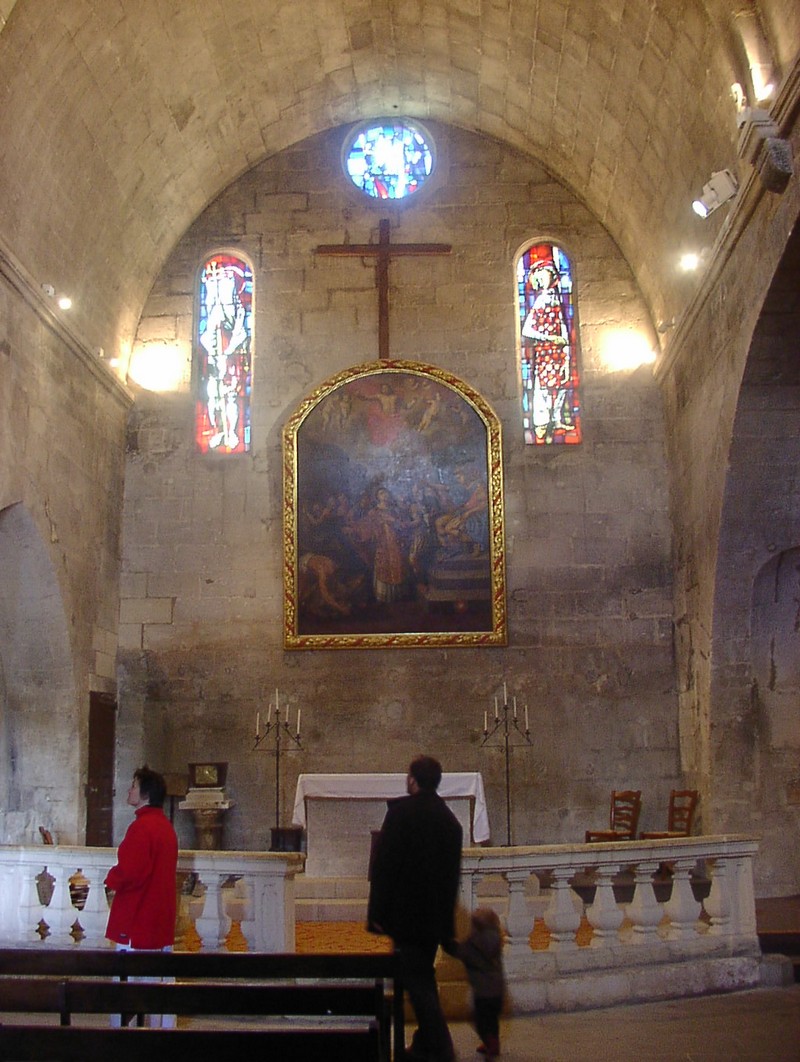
<box><xmin>0</xmin><ymin>0</ymin><xmax>797</xmax><ymax>375</ymax></box>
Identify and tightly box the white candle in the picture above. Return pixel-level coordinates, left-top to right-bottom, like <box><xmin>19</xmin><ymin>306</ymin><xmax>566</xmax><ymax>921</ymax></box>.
<box><xmin>296</xmin><ymin>708</ymin><xmax>301</xmax><ymax>735</ymax></box>
<box><xmin>256</xmin><ymin>712</ymin><xmax>260</xmax><ymax>736</ymax></box>
<box><xmin>525</xmin><ymin>704</ymin><xmax>529</xmax><ymax>731</ymax></box>
<box><xmin>494</xmin><ymin>696</ymin><xmax>498</xmax><ymax>718</ymax></box>
<box><xmin>513</xmin><ymin>696</ymin><xmax>517</xmax><ymax>718</ymax></box>
<box><xmin>275</xmin><ymin>687</ymin><xmax>279</xmax><ymax>715</ymax></box>
<box><xmin>503</xmin><ymin>681</ymin><xmax>508</xmax><ymax>704</ymax></box>
<box><xmin>484</xmin><ymin>710</ymin><xmax>488</xmax><ymax>732</ymax></box>
<box><xmin>267</xmin><ymin>703</ymin><xmax>272</xmax><ymax>725</ymax></box>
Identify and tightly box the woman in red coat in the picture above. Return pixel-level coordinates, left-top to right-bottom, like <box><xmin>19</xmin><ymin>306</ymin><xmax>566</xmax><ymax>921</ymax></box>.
<box><xmin>105</xmin><ymin>765</ymin><xmax>178</xmax><ymax>949</ymax></box>
<box><xmin>105</xmin><ymin>765</ymin><xmax>178</xmax><ymax>1027</ymax></box>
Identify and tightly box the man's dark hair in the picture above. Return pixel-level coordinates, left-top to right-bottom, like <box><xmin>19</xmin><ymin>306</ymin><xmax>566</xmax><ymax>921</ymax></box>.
<box><xmin>134</xmin><ymin>765</ymin><xmax>167</xmax><ymax>808</ymax></box>
<box><xmin>409</xmin><ymin>755</ymin><xmax>443</xmax><ymax>791</ymax></box>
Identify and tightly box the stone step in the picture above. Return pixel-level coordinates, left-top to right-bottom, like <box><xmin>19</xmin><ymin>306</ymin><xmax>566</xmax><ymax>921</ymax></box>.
<box><xmin>295</xmin><ymin>875</ymin><xmax>370</xmax><ymax>900</ymax></box>
<box><xmin>296</xmin><ymin>897</ymin><xmax>369</xmax><ymax>922</ymax></box>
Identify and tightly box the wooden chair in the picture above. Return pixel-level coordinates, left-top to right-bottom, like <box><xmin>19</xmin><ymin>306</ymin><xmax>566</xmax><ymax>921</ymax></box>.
<box><xmin>585</xmin><ymin>790</ymin><xmax>642</xmax><ymax>842</ymax></box>
<box><xmin>640</xmin><ymin>789</ymin><xmax>698</xmax><ymax>839</ymax></box>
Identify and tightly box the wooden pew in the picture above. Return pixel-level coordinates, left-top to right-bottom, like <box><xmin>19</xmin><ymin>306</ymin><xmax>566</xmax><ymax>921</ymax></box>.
<box><xmin>0</xmin><ymin>948</ymin><xmax>404</xmax><ymax>1061</ymax></box>
<box><xmin>0</xmin><ymin>1025</ymin><xmax>382</xmax><ymax>1061</ymax></box>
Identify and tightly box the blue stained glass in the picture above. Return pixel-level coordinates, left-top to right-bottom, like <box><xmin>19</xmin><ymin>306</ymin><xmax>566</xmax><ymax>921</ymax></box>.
<box><xmin>345</xmin><ymin>121</ymin><xmax>434</xmax><ymax>200</ymax></box>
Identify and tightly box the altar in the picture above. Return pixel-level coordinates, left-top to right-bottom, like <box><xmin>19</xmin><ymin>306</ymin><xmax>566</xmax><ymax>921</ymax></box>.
<box><xmin>293</xmin><ymin>772</ymin><xmax>490</xmax><ymax>878</ymax></box>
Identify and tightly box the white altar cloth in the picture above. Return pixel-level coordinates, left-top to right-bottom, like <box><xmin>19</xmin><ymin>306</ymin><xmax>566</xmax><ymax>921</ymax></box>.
<box><xmin>292</xmin><ymin>772</ymin><xmax>490</xmax><ymax>843</ymax></box>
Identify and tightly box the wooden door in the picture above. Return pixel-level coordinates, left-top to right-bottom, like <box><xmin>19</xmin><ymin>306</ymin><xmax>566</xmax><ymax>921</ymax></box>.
<box><xmin>86</xmin><ymin>692</ymin><xmax>116</xmax><ymax>846</ymax></box>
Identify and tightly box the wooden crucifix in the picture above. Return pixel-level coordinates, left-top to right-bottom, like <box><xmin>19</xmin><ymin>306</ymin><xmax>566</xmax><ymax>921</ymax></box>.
<box><xmin>315</xmin><ymin>218</ymin><xmax>451</xmax><ymax>360</ymax></box>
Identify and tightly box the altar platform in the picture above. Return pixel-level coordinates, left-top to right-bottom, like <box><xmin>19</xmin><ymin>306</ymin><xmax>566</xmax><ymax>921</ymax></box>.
<box><xmin>292</xmin><ymin>772</ymin><xmax>490</xmax><ymax>878</ymax></box>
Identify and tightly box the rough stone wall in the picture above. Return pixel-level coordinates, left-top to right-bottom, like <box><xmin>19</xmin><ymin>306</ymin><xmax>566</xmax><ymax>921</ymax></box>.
<box><xmin>119</xmin><ymin>123</ymin><xmax>676</xmax><ymax>852</ymax></box>
<box><xmin>0</xmin><ymin>253</ymin><xmax>130</xmax><ymax>843</ymax></box>
<box><xmin>708</xmin><ymin>229</ymin><xmax>800</xmax><ymax>896</ymax></box>
<box><xmin>656</xmin><ymin>97</ymin><xmax>800</xmax><ymax>894</ymax></box>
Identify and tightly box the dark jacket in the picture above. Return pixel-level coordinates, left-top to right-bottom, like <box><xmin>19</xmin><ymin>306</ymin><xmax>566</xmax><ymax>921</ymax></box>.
<box><xmin>367</xmin><ymin>789</ymin><xmax>463</xmax><ymax>947</ymax></box>
<box><xmin>454</xmin><ymin>922</ymin><xmax>505</xmax><ymax>999</ymax></box>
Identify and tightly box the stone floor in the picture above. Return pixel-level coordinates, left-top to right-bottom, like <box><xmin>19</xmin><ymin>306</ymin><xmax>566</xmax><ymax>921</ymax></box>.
<box><xmin>447</xmin><ymin>984</ymin><xmax>800</xmax><ymax>1061</ymax></box>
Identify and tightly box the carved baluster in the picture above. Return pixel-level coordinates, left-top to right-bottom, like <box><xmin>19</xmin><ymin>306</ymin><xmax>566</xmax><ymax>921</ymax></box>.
<box><xmin>542</xmin><ymin>868</ymin><xmax>582</xmax><ymax>951</ymax></box>
<box><xmin>625</xmin><ymin>861</ymin><xmax>663</xmax><ymax>939</ymax></box>
<box><xmin>72</xmin><ymin>867</ymin><xmax>110</xmax><ymax>945</ymax></box>
<box><xmin>20</xmin><ymin>865</ymin><xmax>50</xmax><ymax>942</ymax></box>
<box><xmin>704</xmin><ymin>858</ymin><xmax>731</xmax><ymax>935</ymax></box>
<box><xmin>663</xmin><ymin>859</ymin><xmax>702</xmax><ymax>940</ymax></box>
<box><xmin>585</xmin><ymin>864</ymin><xmax>624</xmax><ymax>945</ymax></box>
<box><xmin>43</xmin><ymin>868</ymin><xmax>74</xmax><ymax>942</ymax></box>
<box><xmin>503</xmin><ymin>869</ymin><xmax>533</xmax><ymax>974</ymax></box>
<box><xmin>193</xmin><ymin>874</ymin><xmax>224</xmax><ymax>950</ymax></box>
<box><xmin>230</xmin><ymin>876</ymin><xmax>253</xmax><ymax>951</ymax></box>
<box><xmin>459</xmin><ymin>867</ymin><xmax>478</xmax><ymax>915</ymax></box>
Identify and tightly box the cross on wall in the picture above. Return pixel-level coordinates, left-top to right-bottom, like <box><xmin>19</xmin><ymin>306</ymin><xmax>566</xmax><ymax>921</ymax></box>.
<box><xmin>315</xmin><ymin>218</ymin><xmax>452</xmax><ymax>360</ymax></box>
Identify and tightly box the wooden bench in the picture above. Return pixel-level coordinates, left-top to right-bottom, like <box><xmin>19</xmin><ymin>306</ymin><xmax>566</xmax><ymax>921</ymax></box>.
<box><xmin>0</xmin><ymin>947</ymin><xmax>404</xmax><ymax>1061</ymax></box>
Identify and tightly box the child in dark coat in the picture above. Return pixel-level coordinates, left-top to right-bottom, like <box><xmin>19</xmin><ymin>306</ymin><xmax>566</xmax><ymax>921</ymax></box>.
<box><xmin>452</xmin><ymin>907</ymin><xmax>505</xmax><ymax>1059</ymax></box>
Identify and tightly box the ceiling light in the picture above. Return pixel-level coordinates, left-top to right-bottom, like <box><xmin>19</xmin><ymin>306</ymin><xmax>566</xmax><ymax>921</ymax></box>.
<box><xmin>692</xmin><ymin>170</ymin><xmax>739</xmax><ymax>217</ymax></box>
<box><xmin>679</xmin><ymin>253</ymin><xmax>700</xmax><ymax>271</ymax></box>
<box><xmin>57</xmin><ymin>295</ymin><xmax>72</xmax><ymax>310</ymax></box>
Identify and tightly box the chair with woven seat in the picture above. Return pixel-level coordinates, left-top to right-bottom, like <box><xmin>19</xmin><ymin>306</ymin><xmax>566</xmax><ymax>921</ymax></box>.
<box><xmin>640</xmin><ymin>789</ymin><xmax>698</xmax><ymax>839</ymax></box>
<box><xmin>585</xmin><ymin>790</ymin><xmax>642</xmax><ymax>842</ymax></box>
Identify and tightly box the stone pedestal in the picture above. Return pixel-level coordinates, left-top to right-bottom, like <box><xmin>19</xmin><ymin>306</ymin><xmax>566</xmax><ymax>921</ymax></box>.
<box><xmin>179</xmin><ymin>787</ymin><xmax>235</xmax><ymax>850</ymax></box>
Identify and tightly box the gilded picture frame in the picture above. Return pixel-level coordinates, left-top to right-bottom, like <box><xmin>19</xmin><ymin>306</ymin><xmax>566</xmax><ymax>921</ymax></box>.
<box><xmin>283</xmin><ymin>360</ymin><xmax>506</xmax><ymax>649</ymax></box>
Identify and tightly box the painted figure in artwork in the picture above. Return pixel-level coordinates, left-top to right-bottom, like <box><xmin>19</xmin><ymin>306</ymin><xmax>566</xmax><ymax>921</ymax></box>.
<box><xmin>518</xmin><ymin>243</ymin><xmax>581</xmax><ymax>445</ymax></box>
<box><xmin>196</xmin><ymin>255</ymin><xmax>252</xmax><ymax>454</ymax></box>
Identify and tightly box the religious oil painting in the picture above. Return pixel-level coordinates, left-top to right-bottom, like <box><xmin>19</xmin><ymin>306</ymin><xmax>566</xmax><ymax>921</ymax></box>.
<box><xmin>283</xmin><ymin>361</ymin><xmax>506</xmax><ymax>649</ymax></box>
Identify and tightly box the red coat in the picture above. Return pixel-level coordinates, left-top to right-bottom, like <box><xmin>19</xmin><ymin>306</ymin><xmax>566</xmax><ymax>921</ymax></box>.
<box><xmin>105</xmin><ymin>805</ymin><xmax>178</xmax><ymax>949</ymax></box>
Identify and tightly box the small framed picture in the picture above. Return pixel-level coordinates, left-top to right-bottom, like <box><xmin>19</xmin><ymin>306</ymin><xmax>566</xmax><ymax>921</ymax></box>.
<box><xmin>188</xmin><ymin>762</ymin><xmax>228</xmax><ymax>788</ymax></box>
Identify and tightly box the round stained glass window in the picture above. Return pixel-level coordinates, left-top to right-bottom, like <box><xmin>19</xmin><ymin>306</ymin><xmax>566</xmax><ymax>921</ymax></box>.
<box><xmin>343</xmin><ymin>119</ymin><xmax>435</xmax><ymax>200</ymax></box>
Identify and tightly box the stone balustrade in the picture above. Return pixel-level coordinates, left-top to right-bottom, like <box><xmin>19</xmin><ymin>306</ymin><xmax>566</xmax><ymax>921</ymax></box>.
<box><xmin>460</xmin><ymin>834</ymin><xmax>762</xmax><ymax>1011</ymax></box>
<box><xmin>0</xmin><ymin>845</ymin><xmax>304</xmax><ymax>952</ymax></box>
<box><xmin>0</xmin><ymin>835</ymin><xmax>765</xmax><ymax>1013</ymax></box>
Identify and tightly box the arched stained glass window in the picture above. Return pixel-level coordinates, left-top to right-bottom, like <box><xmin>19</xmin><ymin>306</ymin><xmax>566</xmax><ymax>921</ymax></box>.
<box><xmin>195</xmin><ymin>252</ymin><xmax>253</xmax><ymax>454</ymax></box>
<box><xmin>517</xmin><ymin>243</ymin><xmax>581</xmax><ymax>445</ymax></box>
<box><xmin>343</xmin><ymin>119</ymin><xmax>435</xmax><ymax>200</ymax></box>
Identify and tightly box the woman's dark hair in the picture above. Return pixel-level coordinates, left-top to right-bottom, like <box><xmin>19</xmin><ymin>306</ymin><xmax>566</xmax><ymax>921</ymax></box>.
<box><xmin>134</xmin><ymin>765</ymin><xmax>167</xmax><ymax>808</ymax></box>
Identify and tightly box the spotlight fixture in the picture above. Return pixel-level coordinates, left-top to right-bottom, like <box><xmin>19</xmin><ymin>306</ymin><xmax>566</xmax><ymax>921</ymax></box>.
<box><xmin>40</xmin><ymin>283</ymin><xmax>73</xmax><ymax>309</ymax></box>
<box><xmin>692</xmin><ymin>169</ymin><xmax>739</xmax><ymax>217</ymax></box>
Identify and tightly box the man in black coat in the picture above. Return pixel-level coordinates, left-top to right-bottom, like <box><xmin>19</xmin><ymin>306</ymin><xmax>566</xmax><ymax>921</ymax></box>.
<box><xmin>368</xmin><ymin>755</ymin><xmax>463</xmax><ymax>1062</ymax></box>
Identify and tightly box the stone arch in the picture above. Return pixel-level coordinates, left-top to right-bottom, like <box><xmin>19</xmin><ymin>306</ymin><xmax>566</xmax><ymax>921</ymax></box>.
<box><xmin>710</xmin><ymin>218</ymin><xmax>800</xmax><ymax>894</ymax></box>
<box><xmin>752</xmin><ymin>548</ymin><xmax>800</xmax><ymax>751</ymax></box>
<box><xmin>0</xmin><ymin>503</ymin><xmax>77</xmax><ymax>844</ymax></box>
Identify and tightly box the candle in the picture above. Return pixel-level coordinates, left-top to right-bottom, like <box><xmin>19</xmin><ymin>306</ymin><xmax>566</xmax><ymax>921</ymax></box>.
<box><xmin>525</xmin><ymin>704</ymin><xmax>529</xmax><ymax>731</ymax></box>
<box><xmin>256</xmin><ymin>711</ymin><xmax>260</xmax><ymax>736</ymax></box>
<box><xmin>286</xmin><ymin>702</ymin><xmax>289</xmax><ymax>724</ymax></box>
<box><xmin>513</xmin><ymin>696</ymin><xmax>517</xmax><ymax>718</ymax></box>
<box><xmin>503</xmin><ymin>681</ymin><xmax>507</xmax><ymax>704</ymax></box>
<box><xmin>296</xmin><ymin>708</ymin><xmax>301</xmax><ymax>736</ymax></box>
<box><xmin>484</xmin><ymin>710</ymin><xmax>488</xmax><ymax>732</ymax></box>
<box><xmin>494</xmin><ymin>696</ymin><xmax>498</xmax><ymax>718</ymax></box>
<box><xmin>275</xmin><ymin>687</ymin><xmax>279</xmax><ymax>715</ymax></box>
<box><xmin>267</xmin><ymin>703</ymin><xmax>272</xmax><ymax>725</ymax></box>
